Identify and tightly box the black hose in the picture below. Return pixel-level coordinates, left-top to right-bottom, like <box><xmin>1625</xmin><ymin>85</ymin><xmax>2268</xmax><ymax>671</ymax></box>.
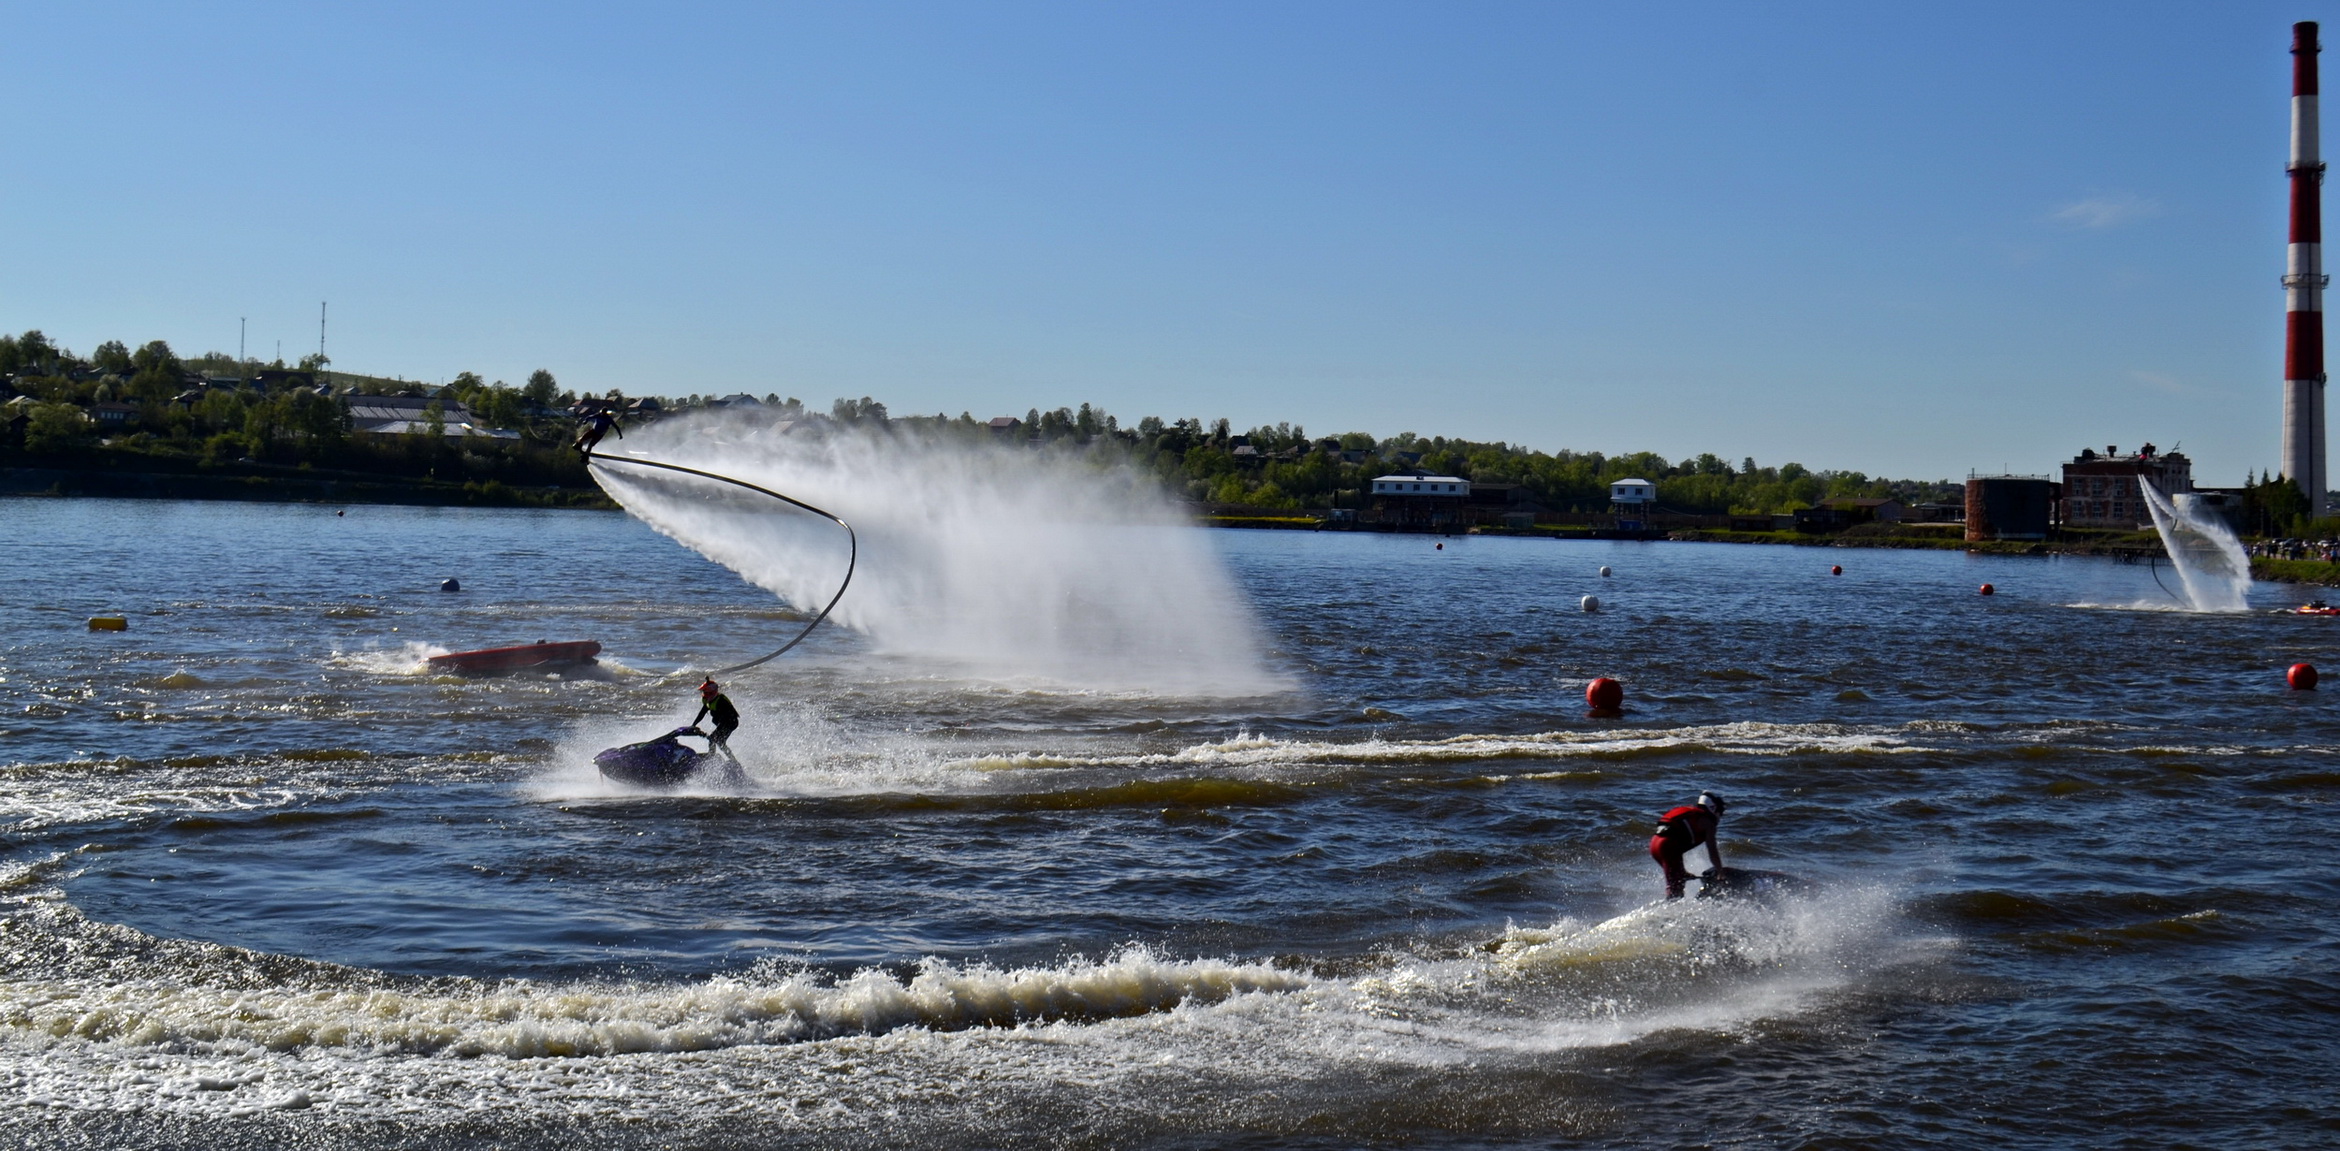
<box><xmin>585</xmin><ymin>450</ymin><xmax>857</xmax><ymax>676</ymax></box>
<box><xmin>2147</xmin><ymin>554</ymin><xmax>2185</xmax><ymax>605</ymax></box>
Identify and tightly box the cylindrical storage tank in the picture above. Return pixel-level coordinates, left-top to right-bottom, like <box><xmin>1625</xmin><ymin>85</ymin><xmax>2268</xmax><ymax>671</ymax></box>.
<box><xmin>1965</xmin><ymin>477</ymin><xmax>2056</xmax><ymax>541</ymax></box>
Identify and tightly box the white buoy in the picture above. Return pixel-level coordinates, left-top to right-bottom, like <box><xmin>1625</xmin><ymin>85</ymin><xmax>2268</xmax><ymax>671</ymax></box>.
<box><xmin>1581</xmin><ymin>595</ymin><xmax>1600</xmax><ymax>612</ymax></box>
<box><xmin>1598</xmin><ymin>566</ymin><xmax>1612</xmax><ymax>577</ymax></box>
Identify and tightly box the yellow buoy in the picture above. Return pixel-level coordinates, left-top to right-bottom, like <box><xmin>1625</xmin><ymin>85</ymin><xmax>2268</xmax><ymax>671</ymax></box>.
<box><xmin>88</xmin><ymin>617</ymin><xmax>128</xmax><ymax>631</ymax></box>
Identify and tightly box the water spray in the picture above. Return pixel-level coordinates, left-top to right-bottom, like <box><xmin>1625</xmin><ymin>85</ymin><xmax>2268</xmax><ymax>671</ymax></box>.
<box><xmin>2138</xmin><ymin>480</ymin><xmax>2254</xmax><ymax>613</ymax></box>
<box><xmin>584</xmin><ymin>447</ymin><xmax>857</xmax><ymax>676</ymax></box>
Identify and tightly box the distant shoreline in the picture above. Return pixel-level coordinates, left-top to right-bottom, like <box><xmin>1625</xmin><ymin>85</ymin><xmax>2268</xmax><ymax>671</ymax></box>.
<box><xmin>0</xmin><ymin>466</ymin><xmax>616</xmax><ymax>510</ymax></box>
<box><xmin>1207</xmin><ymin>515</ymin><xmax>2340</xmax><ymax>587</ymax></box>
<box><xmin>17</xmin><ymin>469</ymin><xmax>2339</xmax><ymax>588</ymax></box>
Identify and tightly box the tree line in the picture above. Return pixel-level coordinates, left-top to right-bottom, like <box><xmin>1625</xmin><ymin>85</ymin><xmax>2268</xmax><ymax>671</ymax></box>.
<box><xmin>4</xmin><ymin>325</ymin><xmax>1954</xmax><ymax>515</ymax></box>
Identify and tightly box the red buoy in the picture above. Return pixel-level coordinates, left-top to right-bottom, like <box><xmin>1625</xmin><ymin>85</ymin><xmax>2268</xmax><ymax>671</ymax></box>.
<box><xmin>1586</xmin><ymin>676</ymin><xmax>1623</xmax><ymax>711</ymax></box>
<box><xmin>1830</xmin><ymin>565</ymin><xmax>1842</xmax><ymax>576</ymax></box>
<box><xmin>2291</xmin><ymin>663</ymin><xmax>2320</xmax><ymax>691</ymax></box>
<box><xmin>1979</xmin><ymin>583</ymin><xmax>1995</xmax><ymax>596</ymax></box>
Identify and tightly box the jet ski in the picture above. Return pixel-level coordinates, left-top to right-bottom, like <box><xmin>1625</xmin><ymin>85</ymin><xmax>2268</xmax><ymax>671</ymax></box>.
<box><xmin>1694</xmin><ymin>866</ymin><xmax>1814</xmax><ymax>902</ymax></box>
<box><xmin>595</xmin><ymin>726</ymin><xmax>739</xmax><ymax>789</ymax></box>
<box><xmin>2287</xmin><ymin>601</ymin><xmax>2340</xmax><ymax>616</ymax></box>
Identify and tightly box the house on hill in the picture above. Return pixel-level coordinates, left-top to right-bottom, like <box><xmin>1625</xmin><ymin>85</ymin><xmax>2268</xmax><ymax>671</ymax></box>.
<box><xmin>347</xmin><ymin>394</ymin><xmax>519</xmax><ymax>441</ymax></box>
<box><xmin>90</xmin><ymin>401</ymin><xmax>141</xmax><ymax>431</ymax></box>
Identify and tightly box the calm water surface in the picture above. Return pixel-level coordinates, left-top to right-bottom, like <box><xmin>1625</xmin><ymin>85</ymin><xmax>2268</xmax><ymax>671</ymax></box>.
<box><xmin>2</xmin><ymin>497</ymin><xmax>2337</xmax><ymax>1148</ymax></box>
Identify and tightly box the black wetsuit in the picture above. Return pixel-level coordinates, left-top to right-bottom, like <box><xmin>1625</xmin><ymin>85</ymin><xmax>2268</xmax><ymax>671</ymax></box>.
<box><xmin>693</xmin><ymin>692</ymin><xmax>740</xmax><ymax>750</ymax></box>
<box><xmin>575</xmin><ymin>411</ymin><xmax>620</xmax><ymax>454</ymax></box>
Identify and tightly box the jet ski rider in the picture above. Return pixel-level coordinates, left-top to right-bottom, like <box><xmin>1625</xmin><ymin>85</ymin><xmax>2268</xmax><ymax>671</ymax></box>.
<box><xmin>1650</xmin><ymin>792</ymin><xmax>1726</xmax><ymax>900</ymax></box>
<box><xmin>692</xmin><ymin>678</ymin><xmax>741</xmax><ymax>757</ymax></box>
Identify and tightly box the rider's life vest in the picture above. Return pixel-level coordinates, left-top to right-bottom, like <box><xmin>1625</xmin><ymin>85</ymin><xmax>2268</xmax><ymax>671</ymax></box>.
<box><xmin>1654</xmin><ymin>804</ymin><xmax>1716</xmax><ymax>848</ymax></box>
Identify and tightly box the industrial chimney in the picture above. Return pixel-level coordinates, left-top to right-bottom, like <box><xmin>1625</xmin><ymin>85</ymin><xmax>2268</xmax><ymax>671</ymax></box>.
<box><xmin>2286</xmin><ymin>21</ymin><xmax>2329</xmax><ymax>514</ymax></box>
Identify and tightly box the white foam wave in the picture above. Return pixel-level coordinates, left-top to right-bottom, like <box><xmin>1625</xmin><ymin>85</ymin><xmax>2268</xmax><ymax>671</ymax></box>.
<box><xmin>952</xmin><ymin>722</ymin><xmax>1922</xmax><ymax>776</ymax></box>
<box><xmin>0</xmin><ymin>877</ymin><xmax>1925</xmax><ymax>1126</ymax></box>
<box><xmin>326</xmin><ymin>641</ymin><xmax>450</xmax><ymax>676</ymax></box>
<box><xmin>0</xmin><ymin>947</ymin><xmax>1309</xmax><ymax>1059</ymax></box>
<box><xmin>531</xmin><ymin>718</ymin><xmax>1929</xmax><ymax>804</ymax></box>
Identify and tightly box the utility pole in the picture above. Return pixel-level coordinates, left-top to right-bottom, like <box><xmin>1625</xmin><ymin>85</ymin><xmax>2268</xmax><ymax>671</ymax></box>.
<box><xmin>239</xmin><ymin>318</ymin><xmax>247</xmax><ymax>384</ymax></box>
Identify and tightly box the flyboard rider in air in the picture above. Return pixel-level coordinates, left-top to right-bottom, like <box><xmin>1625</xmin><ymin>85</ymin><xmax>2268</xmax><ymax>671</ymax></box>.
<box><xmin>572</xmin><ymin>398</ymin><xmax>858</xmax><ymax>791</ymax></box>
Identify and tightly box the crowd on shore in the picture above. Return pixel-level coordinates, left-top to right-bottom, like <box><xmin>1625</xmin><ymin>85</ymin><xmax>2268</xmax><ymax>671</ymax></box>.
<box><xmin>2249</xmin><ymin>538</ymin><xmax>2340</xmax><ymax>563</ymax></box>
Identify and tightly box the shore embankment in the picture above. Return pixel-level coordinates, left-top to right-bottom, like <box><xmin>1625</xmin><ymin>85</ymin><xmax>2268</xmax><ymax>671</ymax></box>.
<box><xmin>0</xmin><ymin>465</ymin><xmax>614</xmax><ymax>509</ymax></box>
<box><xmin>1206</xmin><ymin>512</ymin><xmax>2340</xmax><ymax>588</ymax></box>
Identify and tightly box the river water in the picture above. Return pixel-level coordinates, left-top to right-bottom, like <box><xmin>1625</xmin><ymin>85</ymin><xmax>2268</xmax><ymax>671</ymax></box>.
<box><xmin>2</xmin><ymin>496</ymin><xmax>2336</xmax><ymax>1148</ymax></box>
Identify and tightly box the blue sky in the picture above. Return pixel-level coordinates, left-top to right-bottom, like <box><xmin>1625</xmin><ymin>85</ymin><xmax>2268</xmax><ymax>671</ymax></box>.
<box><xmin>4</xmin><ymin>2</ymin><xmax>2333</xmax><ymax>482</ymax></box>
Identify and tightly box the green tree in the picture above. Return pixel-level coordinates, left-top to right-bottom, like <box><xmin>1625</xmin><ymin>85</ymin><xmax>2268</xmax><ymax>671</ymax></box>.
<box><xmin>92</xmin><ymin>340</ymin><xmax>132</xmax><ymax>374</ymax></box>
<box><xmin>524</xmin><ymin>369</ymin><xmax>559</xmax><ymax>407</ymax></box>
<box><xmin>10</xmin><ymin>331</ymin><xmax>61</xmax><ymax>375</ymax></box>
<box><xmin>2246</xmin><ymin>473</ymin><xmax>2313</xmax><ymax>536</ymax></box>
<box><xmin>474</xmin><ymin>384</ymin><xmax>525</xmax><ymax>429</ymax></box>
<box><xmin>24</xmin><ymin>403</ymin><xmax>95</xmax><ymax>453</ymax></box>
<box><xmin>130</xmin><ymin>340</ymin><xmax>179</xmax><ymax>375</ymax></box>
<box><xmin>287</xmin><ymin>389</ymin><xmax>350</xmax><ymax>456</ymax></box>
<box><xmin>832</xmin><ymin>396</ymin><xmax>889</xmax><ymax>423</ymax></box>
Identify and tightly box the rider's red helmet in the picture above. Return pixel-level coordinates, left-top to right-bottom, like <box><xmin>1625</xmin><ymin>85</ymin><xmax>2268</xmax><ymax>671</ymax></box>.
<box><xmin>699</xmin><ymin>679</ymin><xmax>719</xmax><ymax>696</ymax></box>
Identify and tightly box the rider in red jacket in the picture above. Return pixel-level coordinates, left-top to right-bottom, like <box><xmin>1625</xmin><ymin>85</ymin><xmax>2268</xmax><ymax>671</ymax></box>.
<box><xmin>1649</xmin><ymin>793</ymin><xmax>1726</xmax><ymax>899</ymax></box>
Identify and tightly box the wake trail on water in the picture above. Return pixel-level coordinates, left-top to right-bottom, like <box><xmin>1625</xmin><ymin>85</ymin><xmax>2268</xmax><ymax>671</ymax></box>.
<box><xmin>0</xmin><ymin>853</ymin><xmax>1923</xmax><ymax>1123</ymax></box>
<box><xmin>535</xmin><ymin>719</ymin><xmax>1932</xmax><ymax>803</ymax></box>
<box><xmin>585</xmin><ymin>413</ymin><xmax>1281</xmax><ymax>696</ymax></box>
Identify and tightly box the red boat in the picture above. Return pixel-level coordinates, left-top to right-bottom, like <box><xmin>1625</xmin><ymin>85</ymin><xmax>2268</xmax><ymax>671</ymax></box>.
<box><xmin>426</xmin><ymin>640</ymin><xmax>602</xmax><ymax>674</ymax></box>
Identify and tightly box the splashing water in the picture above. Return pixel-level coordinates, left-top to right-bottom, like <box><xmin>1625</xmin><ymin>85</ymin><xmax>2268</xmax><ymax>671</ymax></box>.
<box><xmin>2139</xmin><ymin>481</ymin><xmax>2252</xmax><ymax>613</ymax></box>
<box><xmin>589</xmin><ymin>413</ymin><xmax>1281</xmax><ymax>695</ymax></box>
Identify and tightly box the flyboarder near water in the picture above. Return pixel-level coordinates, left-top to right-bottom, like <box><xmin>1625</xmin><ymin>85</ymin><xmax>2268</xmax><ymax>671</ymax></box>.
<box><xmin>693</xmin><ymin>678</ymin><xmax>741</xmax><ymax>757</ymax></box>
<box><xmin>573</xmin><ymin>405</ymin><xmax>854</xmax><ymax>790</ymax></box>
<box><xmin>572</xmin><ymin>396</ymin><xmax>625</xmax><ymax>454</ymax></box>
<box><xmin>1650</xmin><ymin>792</ymin><xmax>1726</xmax><ymax>900</ymax></box>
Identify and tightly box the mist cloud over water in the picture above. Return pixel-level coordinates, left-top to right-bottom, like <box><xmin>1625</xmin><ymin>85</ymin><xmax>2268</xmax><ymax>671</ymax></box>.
<box><xmin>589</xmin><ymin>413</ymin><xmax>1281</xmax><ymax>695</ymax></box>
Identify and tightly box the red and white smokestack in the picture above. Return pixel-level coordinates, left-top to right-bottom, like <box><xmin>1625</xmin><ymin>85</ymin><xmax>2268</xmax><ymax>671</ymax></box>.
<box><xmin>2286</xmin><ymin>20</ymin><xmax>2329</xmax><ymax>513</ymax></box>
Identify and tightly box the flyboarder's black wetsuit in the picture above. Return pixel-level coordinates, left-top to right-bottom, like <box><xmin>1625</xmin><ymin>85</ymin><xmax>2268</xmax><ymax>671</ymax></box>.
<box><xmin>693</xmin><ymin>691</ymin><xmax>740</xmax><ymax>752</ymax></box>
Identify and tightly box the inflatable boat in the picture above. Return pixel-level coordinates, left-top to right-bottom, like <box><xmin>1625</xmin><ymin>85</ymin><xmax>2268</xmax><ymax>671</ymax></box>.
<box><xmin>426</xmin><ymin>640</ymin><xmax>601</xmax><ymax>674</ymax></box>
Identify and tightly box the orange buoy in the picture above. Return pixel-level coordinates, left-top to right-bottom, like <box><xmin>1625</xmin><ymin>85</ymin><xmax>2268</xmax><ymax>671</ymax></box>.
<box><xmin>1979</xmin><ymin>583</ymin><xmax>1995</xmax><ymax>596</ymax></box>
<box><xmin>1586</xmin><ymin>676</ymin><xmax>1623</xmax><ymax>712</ymax></box>
<box><xmin>1830</xmin><ymin>565</ymin><xmax>1842</xmax><ymax>576</ymax></box>
<box><xmin>2291</xmin><ymin>663</ymin><xmax>2320</xmax><ymax>691</ymax></box>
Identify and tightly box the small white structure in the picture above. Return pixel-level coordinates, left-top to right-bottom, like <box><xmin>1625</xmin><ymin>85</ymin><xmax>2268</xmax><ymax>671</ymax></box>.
<box><xmin>1371</xmin><ymin>474</ymin><xmax>1469</xmax><ymax>497</ymax></box>
<box><xmin>347</xmin><ymin>394</ymin><xmax>520</xmax><ymax>441</ymax></box>
<box><xmin>1609</xmin><ymin>478</ymin><xmax>1655</xmax><ymax>505</ymax></box>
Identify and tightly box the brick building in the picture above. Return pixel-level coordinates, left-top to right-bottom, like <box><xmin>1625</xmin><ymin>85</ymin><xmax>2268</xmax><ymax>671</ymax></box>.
<box><xmin>2061</xmin><ymin>444</ymin><xmax>2190</xmax><ymax>530</ymax></box>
